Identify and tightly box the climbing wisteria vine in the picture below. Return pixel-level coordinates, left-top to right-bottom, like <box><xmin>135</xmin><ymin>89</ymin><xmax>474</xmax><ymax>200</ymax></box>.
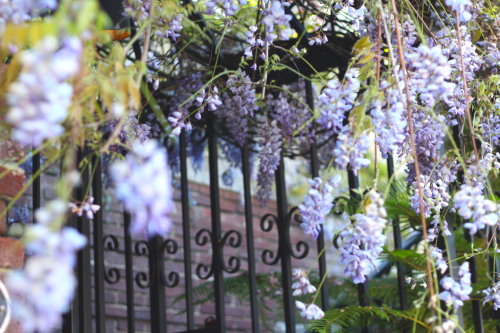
<box><xmin>0</xmin><ymin>0</ymin><xmax>499</xmax><ymax>331</ymax></box>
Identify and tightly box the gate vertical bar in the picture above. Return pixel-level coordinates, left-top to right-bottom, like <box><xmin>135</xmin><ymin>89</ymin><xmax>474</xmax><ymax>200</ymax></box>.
<box><xmin>306</xmin><ymin>81</ymin><xmax>329</xmax><ymax>311</ymax></box>
<box><xmin>76</xmin><ymin>148</ymin><xmax>92</xmax><ymax>333</ymax></box>
<box><xmin>179</xmin><ymin>131</ymin><xmax>195</xmax><ymax>330</ymax></box>
<box><xmin>124</xmin><ymin>212</ymin><xmax>136</xmax><ymax>332</ymax></box>
<box><xmin>92</xmin><ymin>156</ymin><xmax>106</xmax><ymax>333</ymax></box>
<box><xmin>149</xmin><ymin>234</ymin><xmax>166</xmax><ymax>333</ymax></box>
<box><xmin>347</xmin><ymin>170</ymin><xmax>370</xmax><ymax>333</ymax></box>
<box><xmin>207</xmin><ymin>113</ymin><xmax>226</xmax><ymax>331</ymax></box>
<box><xmin>242</xmin><ymin>142</ymin><xmax>260</xmax><ymax>333</ymax></box>
<box><xmin>387</xmin><ymin>154</ymin><xmax>407</xmax><ymax>310</ymax></box>
<box><xmin>275</xmin><ymin>156</ymin><xmax>296</xmax><ymax>332</ymax></box>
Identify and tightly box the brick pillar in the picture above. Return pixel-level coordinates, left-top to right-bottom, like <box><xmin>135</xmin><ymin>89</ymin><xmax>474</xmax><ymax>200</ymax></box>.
<box><xmin>0</xmin><ymin>138</ymin><xmax>26</xmax><ymax>333</ymax></box>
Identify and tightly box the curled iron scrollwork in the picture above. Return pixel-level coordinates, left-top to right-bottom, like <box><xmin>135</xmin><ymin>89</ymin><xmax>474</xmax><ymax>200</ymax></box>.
<box><xmin>134</xmin><ymin>240</ymin><xmax>150</xmax><ymax>289</ymax></box>
<box><xmin>195</xmin><ymin>229</ymin><xmax>214</xmax><ymax>280</ymax></box>
<box><xmin>221</xmin><ymin>230</ymin><xmax>242</xmax><ymax>273</ymax></box>
<box><xmin>103</xmin><ymin>235</ymin><xmax>121</xmax><ymax>284</ymax></box>
<box><xmin>160</xmin><ymin>239</ymin><xmax>180</xmax><ymax>287</ymax></box>
<box><xmin>286</xmin><ymin>206</ymin><xmax>309</xmax><ymax>259</ymax></box>
<box><xmin>260</xmin><ymin>213</ymin><xmax>280</xmax><ymax>266</ymax></box>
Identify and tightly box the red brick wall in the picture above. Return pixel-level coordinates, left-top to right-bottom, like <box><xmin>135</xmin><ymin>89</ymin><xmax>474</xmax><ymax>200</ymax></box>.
<box><xmin>0</xmin><ymin>139</ymin><xmax>25</xmax><ymax>333</ymax></box>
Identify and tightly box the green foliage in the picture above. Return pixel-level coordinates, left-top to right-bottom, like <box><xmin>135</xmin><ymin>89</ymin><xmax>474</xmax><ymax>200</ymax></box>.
<box><xmin>307</xmin><ymin>306</ymin><xmax>428</xmax><ymax>333</ymax></box>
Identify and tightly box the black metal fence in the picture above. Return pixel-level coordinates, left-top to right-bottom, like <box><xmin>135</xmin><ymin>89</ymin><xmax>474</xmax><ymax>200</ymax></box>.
<box><xmin>22</xmin><ymin>92</ymin><xmax>489</xmax><ymax>333</ymax></box>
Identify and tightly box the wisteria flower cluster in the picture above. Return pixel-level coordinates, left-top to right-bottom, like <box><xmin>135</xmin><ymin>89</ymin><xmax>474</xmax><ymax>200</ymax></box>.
<box><xmin>332</xmin><ymin>127</ymin><xmax>370</xmax><ymax>175</ymax></box>
<box><xmin>6</xmin><ymin>200</ymin><xmax>86</xmax><ymax>333</ymax></box>
<box><xmin>298</xmin><ymin>176</ymin><xmax>339</xmax><ymax>239</ymax></box>
<box><xmin>6</xmin><ymin>37</ymin><xmax>81</xmax><ymax>147</ymax></box>
<box><xmin>439</xmin><ymin>262</ymin><xmax>472</xmax><ymax>310</ymax></box>
<box><xmin>407</xmin><ymin>45</ymin><xmax>455</xmax><ymax>107</ymax></box>
<box><xmin>292</xmin><ymin>269</ymin><xmax>324</xmax><ymax>320</ymax></box>
<box><xmin>340</xmin><ymin>191</ymin><xmax>387</xmax><ymax>284</ymax></box>
<box><xmin>256</xmin><ymin>119</ymin><xmax>283</xmax><ymax>204</ymax></box>
<box><xmin>318</xmin><ymin>69</ymin><xmax>360</xmax><ymax>133</ymax></box>
<box><xmin>369</xmin><ymin>84</ymin><xmax>406</xmax><ymax>159</ymax></box>
<box><xmin>111</xmin><ymin>139</ymin><xmax>174</xmax><ymax>237</ymax></box>
<box><xmin>483</xmin><ymin>281</ymin><xmax>500</xmax><ymax>310</ymax></box>
<box><xmin>453</xmin><ymin>184</ymin><xmax>499</xmax><ymax>235</ymax></box>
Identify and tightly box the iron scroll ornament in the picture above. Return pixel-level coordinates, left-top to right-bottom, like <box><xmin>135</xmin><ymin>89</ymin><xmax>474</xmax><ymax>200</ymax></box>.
<box><xmin>194</xmin><ymin>228</ymin><xmax>243</xmax><ymax>278</ymax></box>
<box><xmin>260</xmin><ymin>207</ymin><xmax>310</xmax><ymax>265</ymax></box>
<box><xmin>103</xmin><ymin>235</ymin><xmax>121</xmax><ymax>284</ymax></box>
<box><xmin>159</xmin><ymin>239</ymin><xmax>180</xmax><ymax>287</ymax></box>
<box><xmin>134</xmin><ymin>240</ymin><xmax>150</xmax><ymax>288</ymax></box>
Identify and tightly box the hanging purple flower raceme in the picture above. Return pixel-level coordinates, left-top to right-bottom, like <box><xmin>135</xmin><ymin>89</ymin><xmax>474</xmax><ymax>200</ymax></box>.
<box><xmin>0</xmin><ymin>0</ymin><xmax>57</xmax><ymax>32</ymax></box>
<box><xmin>369</xmin><ymin>84</ymin><xmax>406</xmax><ymax>159</ymax></box>
<box><xmin>407</xmin><ymin>45</ymin><xmax>456</xmax><ymax>107</ymax></box>
<box><xmin>111</xmin><ymin>139</ymin><xmax>174</xmax><ymax>237</ymax></box>
<box><xmin>256</xmin><ymin>119</ymin><xmax>283</xmax><ymax>204</ymax></box>
<box><xmin>298</xmin><ymin>176</ymin><xmax>339</xmax><ymax>239</ymax></box>
<box><xmin>268</xmin><ymin>90</ymin><xmax>312</xmax><ymax>141</ymax></box>
<box><xmin>6</xmin><ymin>200</ymin><xmax>86</xmax><ymax>333</ymax></box>
<box><xmin>439</xmin><ymin>262</ymin><xmax>472</xmax><ymax>310</ymax></box>
<box><xmin>340</xmin><ymin>191</ymin><xmax>387</xmax><ymax>284</ymax></box>
<box><xmin>452</xmin><ymin>184</ymin><xmax>499</xmax><ymax>235</ymax></box>
<box><xmin>317</xmin><ymin>69</ymin><xmax>360</xmax><ymax>133</ymax></box>
<box><xmin>6</xmin><ymin>37</ymin><xmax>81</xmax><ymax>147</ymax></box>
<box><xmin>217</xmin><ymin>71</ymin><xmax>257</xmax><ymax>146</ymax></box>
<box><xmin>332</xmin><ymin>126</ymin><xmax>370</xmax><ymax>175</ymax></box>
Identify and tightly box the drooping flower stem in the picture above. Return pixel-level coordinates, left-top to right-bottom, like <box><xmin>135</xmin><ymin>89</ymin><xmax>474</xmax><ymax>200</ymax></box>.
<box><xmin>388</xmin><ymin>0</ymin><xmax>435</xmax><ymax>299</ymax></box>
<box><xmin>455</xmin><ymin>11</ymin><xmax>479</xmax><ymax>161</ymax></box>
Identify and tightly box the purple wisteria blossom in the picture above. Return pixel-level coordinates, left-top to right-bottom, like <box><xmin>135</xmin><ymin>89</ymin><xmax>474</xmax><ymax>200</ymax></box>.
<box><xmin>291</xmin><ymin>269</ymin><xmax>316</xmax><ymax>296</ymax></box>
<box><xmin>452</xmin><ymin>184</ymin><xmax>499</xmax><ymax>235</ymax></box>
<box><xmin>318</xmin><ymin>69</ymin><xmax>360</xmax><ymax>133</ymax></box>
<box><xmin>205</xmin><ymin>0</ymin><xmax>246</xmax><ymax>16</ymax></box>
<box><xmin>111</xmin><ymin>140</ymin><xmax>174</xmax><ymax>237</ymax></box>
<box><xmin>369</xmin><ymin>85</ymin><xmax>406</xmax><ymax>159</ymax></box>
<box><xmin>445</xmin><ymin>0</ymin><xmax>473</xmax><ymax>22</ymax></box>
<box><xmin>295</xmin><ymin>301</ymin><xmax>324</xmax><ymax>320</ymax></box>
<box><xmin>298</xmin><ymin>176</ymin><xmax>339</xmax><ymax>239</ymax></box>
<box><xmin>156</xmin><ymin>14</ymin><xmax>184</xmax><ymax>41</ymax></box>
<box><xmin>218</xmin><ymin>71</ymin><xmax>257</xmax><ymax>146</ymax></box>
<box><xmin>407</xmin><ymin>45</ymin><xmax>455</xmax><ymax>107</ymax></box>
<box><xmin>483</xmin><ymin>281</ymin><xmax>500</xmax><ymax>310</ymax></box>
<box><xmin>256</xmin><ymin>119</ymin><xmax>282</xmax><ymax>204</ymax></box>
<box><xmin>333</xmin><ymin>127</ymin><xmax>370</xmax><ymax>175</ymax></box>
<box><xmin>483</xmin><ymin>110</ymin><xmax>500</xmax><ymax>147</ymax></box>
<box><xmin>268</xmin><ymin>88</ymin><xmax>313</xmax><ymax>142</ymax></box>
<box><xmin>244</xmin><ymin>1</ymin><xmax>292</xmax><ymax>61</ymax></box>
<box><xmin>6</xmin><ymin>37</ymin><xmax>81</xmax><ymax>147</ymax></box>
<box><xmin>340</xmin><ymin>191</ymin><xmax>387</xmax><ymax>284</ymax></box>
<box><xmin>439</xmin><ymin>262</ymin><xmax>472</xmax><ymax>309</ymax></box>
<box><xmin>6</xmin><ymin>200</ymin><xmax>86</xmax><ymax>333</ymax></box>
<box><xmin>431</xmin><ymin>247</ymin><xmax>449</xmax><ymax>274</ymax></box>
